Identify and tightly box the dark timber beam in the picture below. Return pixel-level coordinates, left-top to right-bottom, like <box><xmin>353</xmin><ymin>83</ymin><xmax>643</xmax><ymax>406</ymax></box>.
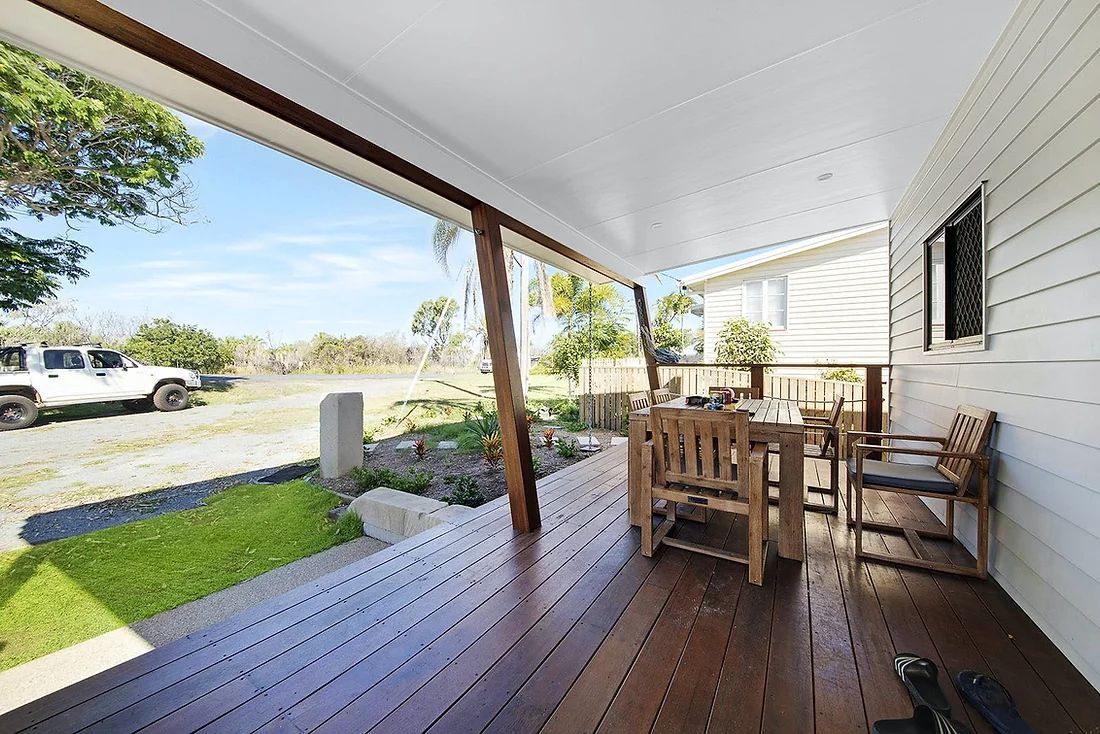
<box><xmin>633</xmin><ymin>284</ymin><xmax>662</xmax><ymax>392</ymax></box>
<box><xmin>472</xmin><ymin>204</ymin><xmax>541</xmax><ymax>533</ymax></box>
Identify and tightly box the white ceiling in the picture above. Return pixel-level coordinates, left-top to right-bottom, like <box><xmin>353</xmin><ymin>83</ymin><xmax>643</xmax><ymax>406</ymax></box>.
<box><xmin>90</xmin><ymin>0</ymin><xmax>1017</xmax><ymax>275</ymax></box>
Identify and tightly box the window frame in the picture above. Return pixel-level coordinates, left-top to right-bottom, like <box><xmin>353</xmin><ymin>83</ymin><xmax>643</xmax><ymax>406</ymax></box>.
<box><xmin>741</xmin><ymin>275</ymin><xmax>788</xmax><ymax>330</ymax></box>
<box><xmin>922</xmin><ymin>185</ymin><xmax>987</xmax><ymax>354</ymax></box>
<box><xmin>43</xmin><ymin>349</ymin><xmax>88</xmax><ymax>370</ymax></box>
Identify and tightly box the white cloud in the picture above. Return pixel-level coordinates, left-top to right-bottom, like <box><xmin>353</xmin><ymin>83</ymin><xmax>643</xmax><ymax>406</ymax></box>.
<box><xmin>133</xmin><ymin>259</ymin><xmax>193</xmax><ymax>270</ymax></box>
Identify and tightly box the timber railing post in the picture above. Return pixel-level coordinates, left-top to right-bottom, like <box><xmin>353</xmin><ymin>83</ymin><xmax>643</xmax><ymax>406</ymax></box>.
<box><xmin>865</xmin><ymin>365</ymin><xmax>884</xmax><ymax>460</ymax></box>
<box><xmin>750</xmin><ymin>365</ymin><xmax>765</xmax><ymax>398</ymax></box>
<box><xmin>633</xmin><ymin>284</ymin><xmax>661</xmax><ymax>392</ymax></box>
<box><xmin>472</xmin><ymin>203</ymin><xmax>540</xmax><ymax>533</ymax></box>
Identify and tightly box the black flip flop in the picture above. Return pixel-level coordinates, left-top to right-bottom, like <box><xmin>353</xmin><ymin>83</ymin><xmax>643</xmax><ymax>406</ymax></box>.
<box><xmin>894</xmin><ymin>653</ymin><xmax>952</xmax><ymax>716</ymax></box>
<box><xmin>873</xmin><ymin>705</ymin><xmax>972</xmax><ymax>734</ymax></box>
<box><xmin>955</xmin><ymin>671</ymin><xmax>1037</xmax><ymax>734</ymax></box>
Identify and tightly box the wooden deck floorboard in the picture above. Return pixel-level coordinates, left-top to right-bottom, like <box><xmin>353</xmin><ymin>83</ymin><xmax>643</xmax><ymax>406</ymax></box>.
<box><xmin>3</xmin><ymin>443</ymin><xmax>1096</xmax><ymax>733</ymax></box>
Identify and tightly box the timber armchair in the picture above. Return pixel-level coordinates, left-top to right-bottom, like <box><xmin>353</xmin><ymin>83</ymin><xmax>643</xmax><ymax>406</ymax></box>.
<box><xmin>643</xmin><ymin>406</ymin><xmax>770</xmax><ymax>585</ymax></box>
<box><xmin>767</xmin><ymin>397</ymin><xmax>844</xmax><ymax>514</ymax></box>
<box><xmin>651</xmin><ymin>387</ymin><xmax>677</xmax><ymax>405</ymax></box>
<box><xmin>846</xmin><ymin>405</ymin><xmax>996</xmax><ymax>578</ymax></box>
<box><xmin>628</xmin><ymin>391</ymin><xmax>651</xmax><ymax>411</ymax></box>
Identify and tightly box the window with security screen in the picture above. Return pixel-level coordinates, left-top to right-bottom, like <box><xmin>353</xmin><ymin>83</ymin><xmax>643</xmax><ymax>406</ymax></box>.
<box><xmin>924</xmin><ymin>188</ymin><xmax>985</xmax><ymax>350</ymax></box>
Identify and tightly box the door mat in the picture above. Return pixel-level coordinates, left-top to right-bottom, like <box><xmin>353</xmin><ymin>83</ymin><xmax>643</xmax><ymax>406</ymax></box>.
<box><xmin>257</xmin><ymin>465</ymin><xmax>314</xmax><ymax>484</ymax></box>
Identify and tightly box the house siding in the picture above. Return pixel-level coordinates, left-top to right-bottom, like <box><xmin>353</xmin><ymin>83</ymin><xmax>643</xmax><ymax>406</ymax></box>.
<box><xmin>888</xmin><ymin>0</ymin><xmax>1100</xmax><ymax>688</ymax></box>
<box><xmin>702</xmin><ymin>227</ymin><xmax>889</xmax><ymax>371</ymax></box>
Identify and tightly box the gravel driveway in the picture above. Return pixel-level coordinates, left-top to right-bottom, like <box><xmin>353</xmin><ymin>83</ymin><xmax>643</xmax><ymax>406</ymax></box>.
<box><xmin>0</xmin><ymin>374</ymin><xmax>420</xmax><ymax>552</ymax></box>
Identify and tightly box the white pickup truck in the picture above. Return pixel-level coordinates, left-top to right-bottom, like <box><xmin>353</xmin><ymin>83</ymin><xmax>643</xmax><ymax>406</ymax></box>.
<box><xmin>0</xmin><ymin>344</ymin><xmax>202</xmax><ymax>430</ymax></box>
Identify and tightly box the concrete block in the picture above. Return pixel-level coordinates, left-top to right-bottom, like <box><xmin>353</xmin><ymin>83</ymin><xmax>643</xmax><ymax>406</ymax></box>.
<box><xmin>437</xmin><ymin>440</ymin><xmax>459</xmax><ymax>450</ymax></box>
<box><xmin>320</xmin><ymin>393</ymin><xmax>364</xmax><ymax>479</ymax></box>
<box><xmin>363</xmin><ymin>442</ymin><xmax>379</xmax><ymax>455</ymax></box>
<box><xmin>576</xmin><ymin>435</ymin><xmax>601</xmax><ymax>450</ymax></box>
<box><xmin>395</xmin><ymin>440</ymin><xmax>417</xmax><ymax>451</ymax></box>
<box><xmin>610</xmin><ymin>436</ymin><xmax>628</xmax><ymax>446</ymax></box>
<box><xmin>430</xmin><ymin>504</ymin><xmax>477</xmax><ymax>524</ymax></box>
<box><xmin>349</xmin><ymin>487</ymin><xmax>447</xmax><ymax>543</ymax></box>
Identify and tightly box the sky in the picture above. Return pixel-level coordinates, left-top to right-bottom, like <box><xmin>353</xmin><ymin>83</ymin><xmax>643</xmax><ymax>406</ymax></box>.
<box><xmin>15</xmin><ymin>108</ymin><xmax>769</xmax><ymax>347</ymax></box>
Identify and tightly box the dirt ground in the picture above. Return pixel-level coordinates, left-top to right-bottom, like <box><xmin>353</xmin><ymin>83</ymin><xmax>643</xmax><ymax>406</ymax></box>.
<box><xmin>0</xmin><ymin>372</ymin><xmax>575</xmax><ymax>551</ymax></box>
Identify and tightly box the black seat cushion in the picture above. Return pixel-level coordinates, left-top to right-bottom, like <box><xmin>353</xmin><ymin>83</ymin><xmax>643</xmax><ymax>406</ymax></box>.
<box><xmin>846</xmin><ymin>458</ymin><xmax>957</xmax><ymax>494</ymax></box>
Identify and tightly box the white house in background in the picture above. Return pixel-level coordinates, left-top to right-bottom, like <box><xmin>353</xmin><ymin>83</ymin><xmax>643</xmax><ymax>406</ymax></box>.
<box><xmin>682</xmin><ymin>222</ymin><xmax>889</xmax><ymax>372</ymax></box>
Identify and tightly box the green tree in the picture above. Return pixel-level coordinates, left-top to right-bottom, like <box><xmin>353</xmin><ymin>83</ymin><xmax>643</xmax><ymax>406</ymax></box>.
<box><xmin>652</xmin><ymin>290</ymin><xmax>695</xmax><ymax>352</ymax></box>
<box><xmin>540</xmin><ymin>273</ymin><xmax>634</xmax><ymax>382</ymax></box>
<box><xmin>124</xmin><ymin>318</ymin><xmax>230</xmax><ymax>373</ymax></box>
<box><xmin>0</xmin><ymin>42</ymin><xmax>204</xmax><ymax>310</ymax></box>
<box><xmin>714</xmin><ymin>318</ymin><xmax>779</xmax><ymax>367</ymax></box>
<box><xmin>410</xmin><ymin>296</ymin><xmax>458</xmax><ymax>359</ymax></box>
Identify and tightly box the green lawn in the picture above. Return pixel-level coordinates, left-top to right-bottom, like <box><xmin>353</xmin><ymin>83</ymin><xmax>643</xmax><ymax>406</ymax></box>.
<box><xmin>0</xmin><ymin>481</ymin><xmax>360</xmax><ymax>672</ymax></box>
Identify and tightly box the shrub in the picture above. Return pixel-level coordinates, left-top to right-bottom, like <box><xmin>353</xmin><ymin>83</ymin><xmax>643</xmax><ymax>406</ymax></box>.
<box><xmin>465</xmin><ymin>411</ymin><xmax>500</xmax><ymax>443</ymax></box>
<box><xmin>714</xmin><ymin>318</ymin><xmax>779</xmax><ymax>367</ymax></box>
<box><xmin>350</xmin><ymin>466</ymin><xmax>433</xmax><ymax>495</ymax></box>
<box><xmin>441</xmin><ymin>474</ymin><xmax>486</xmax><ymax>507</ymax></box>
<box><xmin>541</xmin><ymin>427</ymin><xmax>556</xmax><ymax>449</ymax></box>
<box><xmin>125</xmin><ymin>318</ymin><xmax>232</xmax><ymax>373</ymax></box>
<box><xmin>822</xmin><ymin>367</ymin><xmax>863</xmax><ymax>383</ymax></box>
<box><xmin>556</xmin><ymin>438</ymin><xmax>579</xmax><ymax>459</ymax></box>
<box><xmin>531</xmin><ymin>454</ymin><xmax>545</xmax><ymax>478</ymax></box>
<box><xmin>551</xmin><ymin>398</ymin><xmax>580</xmax><ymax>422</ymax></box>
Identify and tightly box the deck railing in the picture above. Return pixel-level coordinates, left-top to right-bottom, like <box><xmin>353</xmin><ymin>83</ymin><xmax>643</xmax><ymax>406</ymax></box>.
<box><xmin>577</xmin><ymin>359</ymin><xmax>887</xmax><ymax>440</ymax></box>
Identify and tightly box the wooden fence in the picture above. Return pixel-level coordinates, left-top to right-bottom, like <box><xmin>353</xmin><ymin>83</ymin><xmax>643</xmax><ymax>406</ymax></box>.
<box><xmin>577</xmin><ymin>359</ymin><xmax>888</xmax><ymax>438</ymax></box>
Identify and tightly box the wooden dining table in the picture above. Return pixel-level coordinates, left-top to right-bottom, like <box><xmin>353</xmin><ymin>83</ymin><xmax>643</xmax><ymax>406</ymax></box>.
<box><xmin>628</xmin><ymin>396</ymin><xmax>807</xmax><ymax>562</ymax></box>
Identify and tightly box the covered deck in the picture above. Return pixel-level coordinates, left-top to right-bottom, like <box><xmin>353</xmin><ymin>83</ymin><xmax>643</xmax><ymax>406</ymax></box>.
<box><xmin>4</xmin><ymin>446</ymin><xmax>1096</xmax><ymax>733</ymax></box>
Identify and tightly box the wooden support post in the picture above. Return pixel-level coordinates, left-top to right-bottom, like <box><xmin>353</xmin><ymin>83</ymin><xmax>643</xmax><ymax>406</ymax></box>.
<box><xmin>865</xmin><ymin>365</ymin><xmax>884</xmax><ymax>460</ymax></box>
<box><xmin>472</xmin><ymin>204</ymin><xmax>541</xmax><ymax>533</ymax></box>
<box><xmin>633</xmin><ymin>284</ymin><xmax>661</xmax><ymax>392</ymax></box>
<box><xmin>750</xmin><ymin>364</ymin><xmax>765</xmax><ymax>398</ymax></box>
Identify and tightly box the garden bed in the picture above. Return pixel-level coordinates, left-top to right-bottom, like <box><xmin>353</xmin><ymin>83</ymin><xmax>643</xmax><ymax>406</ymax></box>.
<box><xmin>314</xmin><ymin>424</ymin><xmax>618</xmax><ymax>506</ymax></box>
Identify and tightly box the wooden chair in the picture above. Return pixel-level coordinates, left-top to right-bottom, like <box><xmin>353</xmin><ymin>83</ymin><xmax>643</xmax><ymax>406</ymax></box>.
<box><xmin>766</xmin><ymin>397</ymin><xmax>844</xmax><ymax>514</ymax></box>
<box><xmin>651</xmin><ymin>387</ymin><xmax>676</xmax><ymax>405</ymax></box>
<box><xmin>707</xmin><ymin>386</ymin><xmax>761</xmax><ymax>400</ymax></box>
<box><xmin>846</xmin><ymin>405</ymin><xmax>996</xmax><ymax>578</ymax></box>
<box><xmin>628</xmin><ymin>392</ymin><xmax>650</xmax><ymax>411</ymax></box>
<box><xmin>643</xmin><ymin>406</ymin><xmax>769</xmax><ymax>585</ymax></box>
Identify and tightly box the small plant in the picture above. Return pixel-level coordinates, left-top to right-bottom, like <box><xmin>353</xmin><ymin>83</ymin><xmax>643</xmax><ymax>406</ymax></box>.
<box><xmin>542</xmin><ymin>427</ymin><xmax>556</xmax><ymax>449</ymax></box>
<box><xmin>466</xmin><ymin>411</ymin><xmax>500</xmax><ymax>442</ymax></box>
<box><xmin>413</xmin><ymin>437</ymin><xmax>428</xmax><ymax>461</ymax></box>
<box><xmin>551</xmin><ymin>398</ymin><xmax>580</xmax><ymax>422</ymax></box>
<box><xmin>405</xmin><ymin>419</ymin><xmax>420</xmax><ymax>434</ymax></box>
<box><xmin>363</xmin><ymin>427</ymin><xmax>377</xmax><ymax>443</ymax></box>
<box><xmin>556</xmin><ymin>437</ymin><xmax>579</xmax><ymax>459</ymax></box>
<box><xmin>531</xmin><ymin>453</ymin><xmax>545</xmax><ymax>478</ymax></box>
<box><xmin>822</xmin><ymin>366</ymin><xmax>863</xmax><ymax>383</ymax></box>
<box><xmin>335</xmin><ymin>508</ymin><xmax>364</xmax><ymax>537</ymax></box>
<box><xmin>350</xmin><ymin>466</ymin><xmax>433</xmax><ymax>495</ymax></box>
<box><xmin>481</xmin><ymin>432</ymin><xmax>504</xmax><ymax>466</ymax></box>
<box><xmin>402</xmin><ymin>468</ymin><xmax>434</xmax><ymax>494</ymax></box>
<box><xmin>441</xmin><ymin>474</ymin><xmax>486</xmax><ymax>507</ymax></box>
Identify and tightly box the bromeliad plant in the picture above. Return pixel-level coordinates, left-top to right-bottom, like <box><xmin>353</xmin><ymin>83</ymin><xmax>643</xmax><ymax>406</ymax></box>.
<box><xmin>542</xmin><ymin>427</ymin><xmax>556</xmax><ymax>449</ymax></box>
<box><xmin>481</xmin><ymin>433</ymin><xmax>504</xmax><ymax>467</ymax></box>
<box><xmin>413</xmin><ymin>438</ymin><xmax>428</xmax><ymax>461</ymax></box>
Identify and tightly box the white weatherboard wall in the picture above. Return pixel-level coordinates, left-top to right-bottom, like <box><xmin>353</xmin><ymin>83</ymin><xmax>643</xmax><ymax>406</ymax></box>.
<box><xmin>888</xmin><ymin>0</ymin><xmax>1100</xmax><ymax>688</ymax></box>
<box><xmin>701</xmin><ymin>228</ymin><xmax>889</xmax><ymax>370</ymax></box>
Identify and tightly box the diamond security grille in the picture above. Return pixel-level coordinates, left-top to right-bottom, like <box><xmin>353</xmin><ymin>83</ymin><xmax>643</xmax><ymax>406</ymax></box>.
<box><xmin>950</xmin><ymin>203</ymin><xmax>983</xmax><ymax>339</ymax></box>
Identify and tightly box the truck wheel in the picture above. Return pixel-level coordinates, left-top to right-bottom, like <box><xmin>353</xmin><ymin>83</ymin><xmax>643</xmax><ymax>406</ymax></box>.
<box><xmin>122</xmin><ymin>399</ymin><xmax>154</xmax><ymax>412</ymax></box>
<box><xmin>152</xmin><ymin>384</ymin><xmax>190</xmax><ymax>412</ymax></box>
<box><xmin>0</xmin><ymin>395</ymin><xmax>38</xmax><ymax>430</ymax></box>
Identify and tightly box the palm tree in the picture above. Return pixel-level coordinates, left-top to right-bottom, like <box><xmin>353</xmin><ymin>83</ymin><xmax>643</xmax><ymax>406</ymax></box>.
<box><xmin>432</xmin><ymin>218</ymin><xmax>555</xmax><ymax>395</ymax></box>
